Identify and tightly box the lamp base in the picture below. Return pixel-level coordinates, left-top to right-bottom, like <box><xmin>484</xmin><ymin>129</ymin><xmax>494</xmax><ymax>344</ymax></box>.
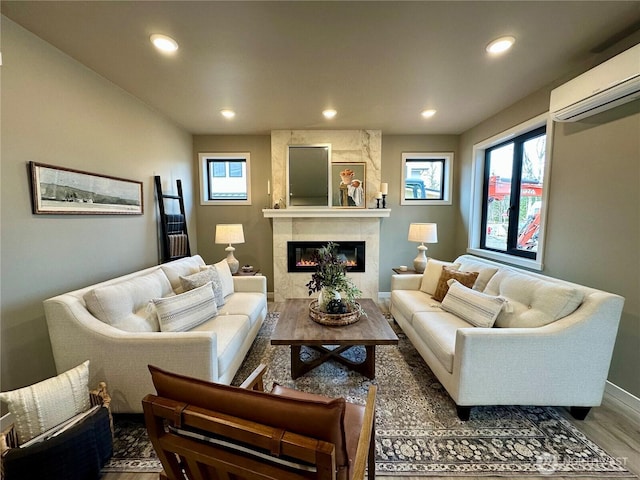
<box><xmin>413</xmin><ymin>244</ymin><xmax>428</xmax><ymax>274</ymax></box>
<box><xmin>225</xmin><ymin>245</ymin><xmax>239</xmax><ymax>274</ymax></box>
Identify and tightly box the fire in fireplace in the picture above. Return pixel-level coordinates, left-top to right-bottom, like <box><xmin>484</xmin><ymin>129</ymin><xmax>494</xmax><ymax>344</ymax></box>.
<box><xmin>287</xmin><ymin>241</ymin><xmax>365</xmax><ymax>273</ymax></box>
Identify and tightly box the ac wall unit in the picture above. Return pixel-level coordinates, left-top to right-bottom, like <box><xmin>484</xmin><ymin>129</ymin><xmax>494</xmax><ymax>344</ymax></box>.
<box><xmin>550</xmin><ymin>43</ymin><xmax>640</xmax><ymax>122</ymax></box>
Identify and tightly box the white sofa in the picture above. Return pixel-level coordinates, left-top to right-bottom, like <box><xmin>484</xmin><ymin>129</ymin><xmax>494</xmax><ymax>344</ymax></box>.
<box><xmin>390</xmin><ymin>254</ymin><xmax>624</xmax><ymax>420</ymax></box>
<box><xmin>44</xmin><ymin>255</ymin><xmax>267</xmax><ymax>413</ymax></box>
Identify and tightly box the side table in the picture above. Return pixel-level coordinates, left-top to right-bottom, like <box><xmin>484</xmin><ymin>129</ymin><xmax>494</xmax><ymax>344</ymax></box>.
<box><xmin>233</xmin><ymin>269</ymin><xmax>261</xmax><ymax>276</ymax></box>
<box><xmin>392</xmin><ymin>267</ymin><xmax>420</xmax><ymax>275</ymax></box>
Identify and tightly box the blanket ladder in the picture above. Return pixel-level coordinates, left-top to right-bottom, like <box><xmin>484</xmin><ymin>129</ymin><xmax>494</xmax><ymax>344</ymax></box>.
<box><xmin>155</xmin><ymin>175</ymin><xmax>191</xmax><ymax>263</ymax></box>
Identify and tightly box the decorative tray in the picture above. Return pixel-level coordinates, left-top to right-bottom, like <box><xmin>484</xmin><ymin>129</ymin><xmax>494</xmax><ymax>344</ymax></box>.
<box><xmin>308</xmin><ymin>300</ymin><xmax>362</xmax><ymax>326</ymax></box>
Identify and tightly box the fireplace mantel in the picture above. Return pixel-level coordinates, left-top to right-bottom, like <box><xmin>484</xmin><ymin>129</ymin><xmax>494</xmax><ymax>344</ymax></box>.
<box><xmin>262</xmin><ymin>208</ymin><xmax>390</xmax><ymax>218</ymax></box>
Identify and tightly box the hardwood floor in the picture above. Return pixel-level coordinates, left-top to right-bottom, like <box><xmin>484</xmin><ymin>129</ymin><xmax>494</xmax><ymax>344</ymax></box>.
<box><xmin>102</xmin><ymin>301</ymin><xmax>640</xmax><ymax>479</ymax></box>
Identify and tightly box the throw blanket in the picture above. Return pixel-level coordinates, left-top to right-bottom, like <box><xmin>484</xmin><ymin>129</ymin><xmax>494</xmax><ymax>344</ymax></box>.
<box><xmin>168</xmin><ymin>234</ymin><xmax>188</xmax><ymax>258</ymax></box>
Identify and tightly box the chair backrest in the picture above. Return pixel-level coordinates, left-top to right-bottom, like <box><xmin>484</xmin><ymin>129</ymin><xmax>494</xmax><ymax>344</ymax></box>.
<box><xmin>142</xmin><ymin>394</ymin><xmax>338</xmax><ymax>480</ymax></box>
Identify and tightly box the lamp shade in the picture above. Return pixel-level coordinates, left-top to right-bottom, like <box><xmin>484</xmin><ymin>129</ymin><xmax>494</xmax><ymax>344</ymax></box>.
<box><xmin>215</xmin><ymin>224</ymin><xmax>245</xmax><ymax>245</ymax></box>
<box><xmin>408</xmin><ymin>223</ymin><xmax>438</xmax><ymax>243</ymax></box>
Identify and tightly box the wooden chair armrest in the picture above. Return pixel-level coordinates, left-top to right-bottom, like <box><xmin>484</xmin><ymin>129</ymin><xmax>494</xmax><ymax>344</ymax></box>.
<box><xmin>239</xmin><ymin>363</ymin><xmax>268</xmax><ymax>391</ymax></box>
<box><xmin>350</xmin><ymin>385</ymin><xmax>377</xmax><ymax>480</ymax></box>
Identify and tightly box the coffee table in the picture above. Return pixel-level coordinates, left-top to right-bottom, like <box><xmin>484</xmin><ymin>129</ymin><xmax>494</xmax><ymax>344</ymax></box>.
<box><xmin>271</xmin><ymin>298</ymin><xmax>399</xmax><ymax>379</ymax></box>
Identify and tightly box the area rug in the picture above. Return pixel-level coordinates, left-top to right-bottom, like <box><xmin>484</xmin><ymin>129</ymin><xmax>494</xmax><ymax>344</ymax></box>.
<box><xmin>103</xmin><ymin>311</ymin><xmax>634</xmax><ymax>477</ymax></box>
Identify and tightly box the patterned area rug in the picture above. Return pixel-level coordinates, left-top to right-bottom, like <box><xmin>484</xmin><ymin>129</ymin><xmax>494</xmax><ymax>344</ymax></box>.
<box><xmin>103</xmin><ymin>311</ymin><xmax>634</xmax><ymax>477</ymax></box>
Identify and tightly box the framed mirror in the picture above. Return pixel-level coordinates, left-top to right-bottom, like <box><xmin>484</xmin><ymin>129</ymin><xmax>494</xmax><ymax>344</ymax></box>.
<box><xmin>287</xmin><ymin>145</ymin><xmax>331</xmax><ymax>207</ymax></box>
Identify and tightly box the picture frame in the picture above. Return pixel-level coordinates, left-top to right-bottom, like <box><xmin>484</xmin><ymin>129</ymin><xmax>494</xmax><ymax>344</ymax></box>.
<box><xmin>331</xmin><ymin>162</ymin><xmax>366</xmax><ymax>208</ymax></box>
<box><xmin>29</xmin><ymin>162</ymin><xmax>143</xmax><ymax>215</ymax></box>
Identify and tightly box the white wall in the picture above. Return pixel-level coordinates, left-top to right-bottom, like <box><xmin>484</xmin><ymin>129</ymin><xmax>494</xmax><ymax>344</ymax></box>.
<box><xmin>0</xmin><ymin>17</ymin><xmax>194</xmax><ymax>390</ymax></box>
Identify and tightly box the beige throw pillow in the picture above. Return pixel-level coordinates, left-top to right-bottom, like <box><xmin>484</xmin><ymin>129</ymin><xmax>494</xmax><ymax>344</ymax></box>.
<box><xmin>420</xmin><ymin>259</ymin><xmax>461</xmax><ymax>295</ymax></box>
<box><xmin>213</xmin><ymin>260</ymin><xmax>234</xmax><ymax>297</ymax></box>
<box><xmin>441</xmin><ymin>281</ymin><xmax>505</xmax><ymax>328</ymax></box>
<box><xmin>0</xmin><ymin>361</ymin><xmax>91</xmax><ymax>444</ymax></box>
<box><xmin>152</xmin><ymin>283</ymin><xmax>218</xmax><ymax>332</ymax></box>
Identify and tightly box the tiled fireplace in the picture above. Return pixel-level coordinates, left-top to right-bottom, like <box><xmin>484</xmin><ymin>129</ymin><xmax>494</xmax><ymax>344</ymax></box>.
<box><xmin>264</xmin><ymin>129</ymin><xmax>388</xmax><ymax>302</ymax></box>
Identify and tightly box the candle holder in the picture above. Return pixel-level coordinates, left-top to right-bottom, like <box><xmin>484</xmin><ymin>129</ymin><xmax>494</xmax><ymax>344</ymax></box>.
<box><xmin>376</xmin><ymin>198</ymin><xmax>381</xmax><ymax>209</ymax></box>
<box><xmin>382</xmin><ymin>194</ymin><xmax>387</xmax><ymax>209</ymax></box>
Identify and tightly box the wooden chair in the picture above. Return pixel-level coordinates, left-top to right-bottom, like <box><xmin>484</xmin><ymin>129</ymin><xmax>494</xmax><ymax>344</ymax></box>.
<box><xmin>143</xmin><ymin>364</ymin><xmax>376</xmax><ymax>480</ymax></box>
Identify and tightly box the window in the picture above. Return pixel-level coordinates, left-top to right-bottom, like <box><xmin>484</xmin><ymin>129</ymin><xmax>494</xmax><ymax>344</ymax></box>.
<box><xmin>469</xmin><ymin>113</ymin><xmax>552</xmax><ymax>270</ymax></box>
<box><xmin>199</xmin><ymin>153</ymin><xmax>251</xmax><ymax>206</ymax></box>
<box><xmin>481</xmin><ymin>127</ymin><xmax>546</xmax><ymax>258</ymax></box>
<box><xmin>400</xmin><ymin>152</ymin><xmax>453</xmax><ymax>205</ymax></box>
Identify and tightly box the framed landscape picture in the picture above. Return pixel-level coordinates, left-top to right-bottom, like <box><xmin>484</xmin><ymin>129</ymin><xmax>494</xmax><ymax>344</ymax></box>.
<box><xmin>331</xmin><ymin>162</ymin><xmax>366</xmax><ymax>208</ymax></box>
<box><xmin>30</xmin><ymin>162</ymin><xmax>143</xmax><ymax>215</ymax></box>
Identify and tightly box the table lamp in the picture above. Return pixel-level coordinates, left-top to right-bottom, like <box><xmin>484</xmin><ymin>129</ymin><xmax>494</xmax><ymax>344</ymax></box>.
<box><xmin>408</xmin><ymin>223</ymin><xmax>438</xmax><ymax>273</ymax></box>
<box><xmin>215</xmin><ymin>224</ymin><xmax>245</xmax><ymax>274</ymax></box>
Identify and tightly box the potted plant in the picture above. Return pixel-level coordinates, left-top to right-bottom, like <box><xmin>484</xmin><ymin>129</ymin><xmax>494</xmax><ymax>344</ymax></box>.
<box><xmin>305</xmin><ymin>241</ymin><xmax>362</xmax><ymax>313</ymax></box>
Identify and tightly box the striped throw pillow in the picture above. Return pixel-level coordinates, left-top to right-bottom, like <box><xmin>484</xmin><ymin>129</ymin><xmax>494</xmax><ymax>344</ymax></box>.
<box><xmin>152</xmin><ymin>282</ymin><xmax>217</xmax><ymax>332</ymax></box>
<box><xmin>441</xmin><ymin>280</ymin><xmax>505</xmax><ymax>328</ymax></box>
<box><xmin>0</xmin><ymin>361</ymin><xmax>91</xmax><ymax>444</ymax></box>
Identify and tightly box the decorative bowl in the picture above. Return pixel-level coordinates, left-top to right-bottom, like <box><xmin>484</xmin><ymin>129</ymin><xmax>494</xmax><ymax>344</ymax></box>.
<box><xmin>309</xmin><ymin>300</ymin><xmax>362</xmax><ymax>326</ymax></box>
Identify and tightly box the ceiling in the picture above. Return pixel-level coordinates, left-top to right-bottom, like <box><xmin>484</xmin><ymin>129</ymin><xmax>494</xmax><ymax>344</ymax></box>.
<box><xmin>3</xmin><ymin>1</ymin><xmax>640</xmax><ymax>135</ymax></box>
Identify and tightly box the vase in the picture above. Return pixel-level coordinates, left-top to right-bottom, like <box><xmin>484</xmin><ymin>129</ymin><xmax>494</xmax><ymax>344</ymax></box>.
<box><xmin>318</xmin><ymin>287</ymin><xmax>341</xmax><ymax>312</ymax></box>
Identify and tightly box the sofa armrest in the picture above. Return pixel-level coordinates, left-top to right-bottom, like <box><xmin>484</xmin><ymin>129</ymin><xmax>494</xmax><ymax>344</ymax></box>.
<box><xmin>391</xmin><ymin>274</ymin><xmax>422</xmax><ymax>291</ymax></box>
<box><xmin>233</xmin><ymin>275</ymin><xmax>267</xmax><ymax>295</ymax></box>
<box><xmin>453</xmin><ymin>292</ymin><xmax>624</xmax><ymax>406</ymax></box>
<box><xmin>44</xmin><ymin>297</ymin><xmax>220</xmax><ymax>412</ymax></box>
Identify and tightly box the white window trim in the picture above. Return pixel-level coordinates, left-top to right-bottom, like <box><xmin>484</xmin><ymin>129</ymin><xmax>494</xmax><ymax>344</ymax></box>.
<box><xmin>467</xmin><ymin>112</ymin><xmax>553</xmax><ymax>271</ymax></box>
<box><xmin>199</xmin><ymin>152</ymin><xmax>251</xmax><ymax>206</ymax></box>
<box><xmin>400</xmin><ymin>152</ymin><xmax>453</xmax><ymax>205</ymax></box>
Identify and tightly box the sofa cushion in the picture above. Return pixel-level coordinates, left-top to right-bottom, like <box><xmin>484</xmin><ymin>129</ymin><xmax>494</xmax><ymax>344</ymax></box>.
<box><xmin>152</xmin><ymin>283</ymin><xmax>218</xmax><ymax>332</ymax></box>
<box><xmin>84</xmin><ymin>269</ymin><xmax>172</xmax><ymax>332</ymax></box>
<box><xmin>161</xmin><ymin>255</ymin><xmax>206</xmax><ymax>293</ymax></box>
<box><xmin>432</xmin><ymin>267</ymin><xmax>479</xmax><ymax>302</ymax></box>
<box><xmin>190</xmin><ymin>314</ymin><xmax>250</xmax><ymax>375</ymax></box>
<box><xmin>420</xmin><ymin>259</ymin><xmax>460</xmax><ymax>295</ymax></box>
<box><xmin>0</xmin><ymin>361</ymin><xmax>91</xmax><ymax>444</ymax></box>
<box><xmin>441</xmin><ymin>281</ymin><xmax>505</xmax><ymax>328</ymax></box>
<box><xmin>218</xmin><ymin>292</ymin><xmax>267</xmax><ymax>328</ymax></box>
<box><xmin>180</xmin><ymin>267</ymin><xmax>225</xmax><ymax>307</ymax></box>
<box><xmin>485</xmin><ymin>270</ymin><xmax>585</xmax><ymax>327</ymax></box>
<box><xmin>148</xmin><ymin>365</ymin><xmax>349</xmax><ymax>474</ymax></box>
<box><xmin>413</xmin><ymin>312</ymin><xmax>473</xmax><ymax>374</ymax></box>
<box><xmin>390</xmin><ymin>290</ymin><xmax>442</xmax><ymax>326</ymax></box>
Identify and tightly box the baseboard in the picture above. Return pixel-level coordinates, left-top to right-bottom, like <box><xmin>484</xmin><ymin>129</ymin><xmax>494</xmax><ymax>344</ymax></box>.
<box><xmin>604</xmin><ymin>381</ymin><xmax>640</xmax><ymax>418</ymax></box>
<box><xmin>378</xmin><ymin>291</ymin><xmax>390</xmax><ymax>301</ymax></box>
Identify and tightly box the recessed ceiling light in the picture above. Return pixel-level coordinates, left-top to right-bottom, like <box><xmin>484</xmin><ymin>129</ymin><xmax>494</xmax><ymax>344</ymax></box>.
<box><xmin>486</xmin><ymin>36</ymin><xmax>515</xmax><ymax>55</ymax></box>
<box><xmin>323</xmin><ymin>109</ymin><xmax>337</xmax><ymax>119</ymax></box>
<box><xmin>220</xmin><ymin>109</ymin><xmax>236</xmax><ymax>119</ymax></box>
<box><xmin>150</xmin><ymin>34</ymin><xmax>179</xmax><ymax>53</ymax></box>
<box><xmin>421</xmin><ymin>109</ymin><xmax>437</xmax><ymax>118</ymax></box>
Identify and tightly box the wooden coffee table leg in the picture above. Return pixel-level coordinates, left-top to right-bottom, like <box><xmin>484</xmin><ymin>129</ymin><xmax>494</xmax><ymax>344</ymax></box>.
<box><xmin>291</xmin><ymin>345</ymin><xmax>304</xmax><ymax>379</ymax></box>
<box><xmin>291</xmin><ymin>344</ymin><xmax>377</xmax><ymax>379</ymax></box>
<box><xmin>363</xmin><ymin>345</ymin><xmax>376</xmax><ymax>379</ymax></box>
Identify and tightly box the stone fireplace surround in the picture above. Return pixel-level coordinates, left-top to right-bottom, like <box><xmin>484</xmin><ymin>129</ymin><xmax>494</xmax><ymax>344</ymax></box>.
<box><xmin>264</xmin><ymin>130</ymin><xmax>389</xmax><ymax>302</ymax></box>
